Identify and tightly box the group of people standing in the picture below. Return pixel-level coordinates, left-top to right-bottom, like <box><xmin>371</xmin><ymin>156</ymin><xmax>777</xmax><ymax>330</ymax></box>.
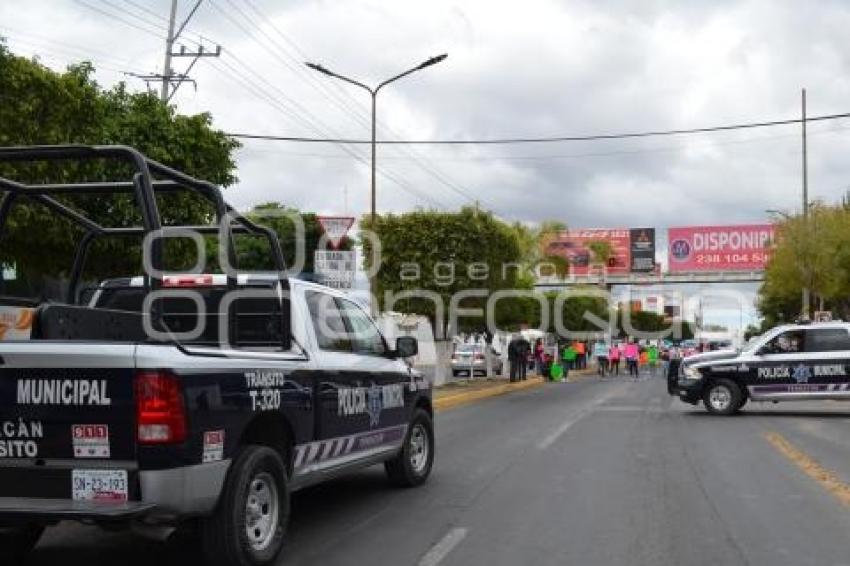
<box><xmin>505</xmin><ymin>333</ymin><xmax>682</xmax><ymax>383</ymax></box>
<box><xmin>593</xmin><ymin>339</ymin><xmax>682</xmax><ymax>379</ymax></box>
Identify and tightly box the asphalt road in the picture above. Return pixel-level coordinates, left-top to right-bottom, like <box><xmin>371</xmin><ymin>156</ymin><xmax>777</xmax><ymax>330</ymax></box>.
<box><xmin>32</xmin><ymin>372</ymin><xmax>850</xmax><ymax>566</ymax></box>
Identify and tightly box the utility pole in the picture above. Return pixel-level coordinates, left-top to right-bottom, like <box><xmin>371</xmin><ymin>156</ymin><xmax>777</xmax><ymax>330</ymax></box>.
<box><xmin>801</xmin><ymin>88</ymin><xmax>811</xmax><ymax>321</ymax></box>
<box><xmin>161</xmin><ymin>0</ymin><xmax>179</xmax><ymax>102</ymax></box>
<box><xmin>131</xmin><ymin>1</ymin><xmax>221</xmax><ymax>102</ymax></box>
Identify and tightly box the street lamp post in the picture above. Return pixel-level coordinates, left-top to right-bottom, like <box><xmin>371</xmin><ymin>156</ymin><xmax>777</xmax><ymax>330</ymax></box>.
<box><xmin>306</xmin><ymin>54</ymin><xmax>448</xmax><ymax>313</ymax></box>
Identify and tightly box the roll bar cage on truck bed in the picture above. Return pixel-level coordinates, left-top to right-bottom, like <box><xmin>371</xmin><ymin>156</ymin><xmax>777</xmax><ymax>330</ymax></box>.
<box><xmin>0</xmin><ymin>144</ymin><xmax>291</xmax><ymax>347</ymax></box>
<box><xmin>0</xmin><ymin>145</ymin><xmax>434</xmax><ymax>566</ymax></box>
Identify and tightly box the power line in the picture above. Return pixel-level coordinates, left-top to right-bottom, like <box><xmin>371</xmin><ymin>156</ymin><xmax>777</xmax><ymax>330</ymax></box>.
<box><xmin>73</xmin><ymin>0</ymin><xmax>166</xmax><ymax>39</ymax></box>
<box><xmin>212</xmin><ymin>0</ymin><xmax>482</xmax><ymax>209</ymax></box>
<box><xmin>121</xmin><ymin>0</ymin><xmax>168</xmax><ymax>24</ymax></box>
<box><xmin>225</xmin><ymin>111</ymin><xmax>850</xmax><ymax>145</ymax></box>
<box><xmin>100</xmin><ymin>0</ymin><xmax>165</xmax><ymax>32</ymax></box>
<box><xmin>207</xmin><ymin>57</ymin><xmax>445</xmax><ymax>209</ymax></box>
<box><xmin>237</xmin><ymin>121</ymin><xmax>850</xmax><ymax>162</ymax></box>
<box><xmin>197</xmin><ymin>2</ymin><xmax>446</xmax><ymax>210</ymax></box>
<box><xmin>236</xmin><ymin>0</ymin><xmax>482</xmax><ymax>204</ymax></box>
<box><xmin>0</xmin><ymin>29</ymin><xmax>141</xmax><ymax>73</ymax></box>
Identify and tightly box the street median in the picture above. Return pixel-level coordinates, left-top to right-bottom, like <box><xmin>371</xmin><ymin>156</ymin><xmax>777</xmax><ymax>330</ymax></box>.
<box><xmin>434</xmin><ymin>377</ymin><xmax>545</xmax><ymax>411</ymax></box>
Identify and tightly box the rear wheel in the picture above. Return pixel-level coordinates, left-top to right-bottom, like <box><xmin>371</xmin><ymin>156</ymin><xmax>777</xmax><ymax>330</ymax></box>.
<box><xmin>0</xmin><ymin>523</ymin><xmax>44</xmax><ymax>562</ymax></box>
<box><xmin>703</xmin><ymin>379</ymin><xmax>743</xmax><ymax>415</ymax></box>
<box><xmin>200</xmin><ymin>445</ymin><xmax>289</xmax><ymax>566</ymax></box>
<box><xmin>386</xmin><ymin>409</ymin><xmax>435</xmax><ymax>487</ymax></box>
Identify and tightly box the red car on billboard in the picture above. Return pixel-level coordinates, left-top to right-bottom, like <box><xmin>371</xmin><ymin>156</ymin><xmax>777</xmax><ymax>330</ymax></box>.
<box><xmin>545</xmin><ymin>229</ymin><xmax>632</xmax><ymax>275</ymax></box>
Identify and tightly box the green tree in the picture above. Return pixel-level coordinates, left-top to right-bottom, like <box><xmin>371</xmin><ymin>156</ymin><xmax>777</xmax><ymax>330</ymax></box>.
<box><xmin>233</xmin><ymin>202</ymin><xmax>351</xmax><ymax>273</ymax></box>
<box><xmin>542</xmin><ymin>290</ymin><xmax>610</xmax><ymax>335</ymax></box>
<box><xmin>0</xmin><ymin>42</ymin><xmax>239</xmax><ymax>295</ymax></box>
<box><xmin>362</xmin><ymin>207</ymin><xmax>524</xmax><ymax>335</ymax></box>
<box><xmin>759</xmin><ymin>205</ymin><xmax>850</xmax><ymax>323</ymax></box>
<box><xmin>587</xmin><ymin>239</ymin><xmax>614</xmax><ymax>268</ymax></box>
<box><xmin>511</xmin><ymin>219</ymin><xmax>570</xmax><ymax>280</ymax></box>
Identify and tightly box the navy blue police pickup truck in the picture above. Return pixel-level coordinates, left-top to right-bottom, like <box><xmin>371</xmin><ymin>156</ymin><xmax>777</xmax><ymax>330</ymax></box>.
<box><xmin>671</xmin><ymin>321</ymin><xmax>850</xmax><ymax>415</ymax></box>
<box><xmin>0</xmin><ymin>146</ymin><xmax>434</xmax><ymax>566</ymax></box>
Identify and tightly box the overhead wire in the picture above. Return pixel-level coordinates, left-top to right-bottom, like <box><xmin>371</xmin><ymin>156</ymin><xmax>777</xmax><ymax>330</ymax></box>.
<box><xmin>73</xmin><ymin>0</ymin><xmax>166</xmax><ymax>39</ymax></box>
<box><xmin>222</xmin><ymin>0</ymin><xmax>487</xmax><ymax>209</ymax></box>
<box><xmin>200</xmin><ymin>0</ymin><xmax>445</xmax><ymax>209</ymax></box>
<box><xmin>235</xmin><ymin>121</ymin><xmax>850</xmax><ymax>162</ymax></box>
<box><xmin>226</xmin><ymin>111</ymin><xmax>850</xmax><ymax>145</ymax></box>
<box><xmin>0</xmin><ymin>27</ymin><xmax>141</xmax><ymax>74</ymax></box>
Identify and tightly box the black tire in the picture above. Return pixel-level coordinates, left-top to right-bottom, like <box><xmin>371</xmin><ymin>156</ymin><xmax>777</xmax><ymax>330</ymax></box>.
<box><xmin>703</xmin><ymin>379</ymin><xmax>744</xmax><ymax>415</ymax></box>
<box><xmin>385</xmin><ymin>409</ymin><xmax>435</xmax><ymax>487</ymax></box>
<box><xmin>0</xmin><ymin>523</ymin><xmax>44</xmax><ymax>562</ymax></box>
<box><xmin>200</xmin><ymin>445</ymin><xmax>289</xmax><ymax>566</ymax></box>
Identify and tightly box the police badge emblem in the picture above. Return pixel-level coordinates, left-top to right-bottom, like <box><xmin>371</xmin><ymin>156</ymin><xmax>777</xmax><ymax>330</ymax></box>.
<box><xmin>792</xmin><ymin>364</ymin><xmax>812</xmax><ymax>384</ymax></box>
<box><xmin>366</xmin><ymin>383</ymin><xmax>383</xmax><ymax>427</ymax></box>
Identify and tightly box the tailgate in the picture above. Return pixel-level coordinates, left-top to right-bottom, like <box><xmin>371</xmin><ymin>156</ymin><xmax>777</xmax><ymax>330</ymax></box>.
<box><xmin>0</xmin><ymin>343</ymin><xmax>138</xmax><ymax>501</ymax></box>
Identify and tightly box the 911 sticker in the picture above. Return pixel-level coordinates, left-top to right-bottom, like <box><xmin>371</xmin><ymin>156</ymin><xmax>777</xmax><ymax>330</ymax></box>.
<box><xmin>203</xmin><ymin>430</ymin><xmax>224</xmax><ymax>463</ymax></box>
<box><xmin>72</xmin><ymin>424</ymin><xmax>110</xmax><ymax>458</ymax></box>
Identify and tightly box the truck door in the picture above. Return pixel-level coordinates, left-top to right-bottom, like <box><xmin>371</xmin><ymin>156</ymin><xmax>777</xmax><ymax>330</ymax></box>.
<box><xmin>751</xmin><ymin>328</ymin><xmax>850</xmax><ymax>399</ymax></box>
<box><xmin>336</xmin><ymin>296</ymin><xmax>408</xmax><ymax>430</ymax></box>
<box><xmin>303</xmin><ymin>291</ymin><xmax>407</xmax><ymax>470</ymax></box>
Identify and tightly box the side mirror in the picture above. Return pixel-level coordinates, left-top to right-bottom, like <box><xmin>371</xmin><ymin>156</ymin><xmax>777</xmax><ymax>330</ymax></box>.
<box><xmin>395</xmin><ymin>336</ymin><xmax>418</xmax><ymax>359</ymax></box>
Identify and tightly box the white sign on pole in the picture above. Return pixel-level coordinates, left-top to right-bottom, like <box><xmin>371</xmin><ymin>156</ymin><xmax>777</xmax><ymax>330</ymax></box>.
<box><xmin>317</xmin><ymin>216</ymin><xmax>355</xmax><ymax>250</ymax></box>
<box><xmin>1</xmin><ymin>263</ymin><xmax>16</xmax><ymax>281</ymax></box>
<box><xmin>814</xmin><ymin>311</ymin><xmax>833</xmax><ymax>323</ymax></box>
<box><xmin>314</xmin><ymin>250</ymin><xmax>356</xmax><ymax>290</ymax></box>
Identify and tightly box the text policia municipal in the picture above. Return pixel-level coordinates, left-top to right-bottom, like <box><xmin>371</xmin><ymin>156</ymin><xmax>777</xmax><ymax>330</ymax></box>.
<box><xmin>17</xmin><ymin>379</ymin><xmax>112</xmax><ymax>406</ymax></box>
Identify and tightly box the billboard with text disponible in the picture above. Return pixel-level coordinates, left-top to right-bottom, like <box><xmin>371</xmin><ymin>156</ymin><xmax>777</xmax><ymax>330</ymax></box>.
<box><xmin>667</xmin><ymin>224</ymin><xmax>775</xmax><ymax>272</ymax></box>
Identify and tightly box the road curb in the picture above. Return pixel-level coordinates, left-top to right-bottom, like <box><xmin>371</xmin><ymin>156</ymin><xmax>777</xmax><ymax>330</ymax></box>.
<box><xmin>434</xmin><ymin>378</ymin><xmax>545</xmax><ymax>411</ymax></box>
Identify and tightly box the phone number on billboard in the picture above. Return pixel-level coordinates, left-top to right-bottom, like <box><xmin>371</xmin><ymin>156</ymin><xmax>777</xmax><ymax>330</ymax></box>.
<box><xmin>695</xmin><ymin>252</ymin><xmax>771</xmax><ymax>264</ymax></box>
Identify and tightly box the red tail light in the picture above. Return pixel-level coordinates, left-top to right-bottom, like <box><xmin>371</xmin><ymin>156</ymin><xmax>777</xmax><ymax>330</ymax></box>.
<box><xmin>474</xmin><ymin>352</ymin><xmax>485</xmax><ymax>360</ymax></box>
<box><xmin>135</xmin><ymin>371</ymin><xmax>187</xmax><ymax>444</ymax></box>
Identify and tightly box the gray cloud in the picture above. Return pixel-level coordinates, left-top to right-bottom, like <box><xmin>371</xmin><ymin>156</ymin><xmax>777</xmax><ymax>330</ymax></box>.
<box><xmin>3</xmin><ymin>0</ymin><xmax>850</xmax><ymax>231</ymax></box>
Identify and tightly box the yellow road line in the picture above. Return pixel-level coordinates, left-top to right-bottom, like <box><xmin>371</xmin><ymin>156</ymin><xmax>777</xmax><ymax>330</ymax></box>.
<box><xmin>434</xmin><ymin>378</ymin><xmax>545</xmax><ymax>412</ymax></box>
<box><xmin>763</xmin><ymin>431</ymin><xmax>850</xmax><ymax>507</ymax></box>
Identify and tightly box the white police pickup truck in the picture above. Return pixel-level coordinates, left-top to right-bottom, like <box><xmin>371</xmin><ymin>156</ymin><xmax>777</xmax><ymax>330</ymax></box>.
<box><xmin>671</xmin><ymin>321</ymin><xmax>850</xmax><ymax>415</ymax></box>
<box><xmin>0</xmin><ymin>146</ymin><xmax>434</xmax><ymax>566</ymax></box>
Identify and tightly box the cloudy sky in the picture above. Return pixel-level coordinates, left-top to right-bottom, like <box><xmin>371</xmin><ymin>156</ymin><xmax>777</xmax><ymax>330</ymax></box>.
<box><xmin>4</xmin><ymin>0</ymin><xmax>850</xmax><ymax>328</ymax></box>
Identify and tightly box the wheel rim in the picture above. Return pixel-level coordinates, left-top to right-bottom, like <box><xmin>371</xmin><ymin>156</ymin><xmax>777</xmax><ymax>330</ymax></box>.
<box><xmin>709</xmin><ymin>385</ymin><xmax>732</xmax><ymax>411</ymax></box>
<box><xmin>244</xmin><ymin>472</ymin><xmax>279</xmax><ymax>552</ymax></box>
<box><xmin>409</xmin><ymin>424</ymin><xmax>430</xmax><ymax>474</ymax></box>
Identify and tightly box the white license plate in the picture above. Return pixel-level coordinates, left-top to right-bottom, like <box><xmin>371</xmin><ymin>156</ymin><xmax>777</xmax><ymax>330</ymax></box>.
<box><xmin>72</xmin><ymin>469</ymin><xmax>128</xmax><ymax>502</ymax></box>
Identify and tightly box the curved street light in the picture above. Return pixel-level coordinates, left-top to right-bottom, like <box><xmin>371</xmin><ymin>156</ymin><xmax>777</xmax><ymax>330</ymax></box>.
<box><xmin>306</xmin><ymin>54</ymin><xmax>448</xmax><ymax>312</ymax></box>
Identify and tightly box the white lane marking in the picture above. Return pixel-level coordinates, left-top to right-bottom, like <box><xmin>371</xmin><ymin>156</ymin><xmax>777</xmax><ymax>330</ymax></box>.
<box><xmin>417</xmin><ymin>527</ymin><xmax>468</xmax><ymax>566</ymax></box>
<box><xmin>536</xmin><ymin>386</ymin><xmax>625</xmax><ymax>450</ymax></box>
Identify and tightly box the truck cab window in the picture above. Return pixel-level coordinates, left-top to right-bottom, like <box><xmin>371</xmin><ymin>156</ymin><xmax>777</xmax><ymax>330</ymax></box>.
<box><xmin>229</xmin><ymin>296</ymin><xmax>284</xmax><ymax>351</ymax></box>
<box><xmin>338</xmin><ymin>298</ymin><xmax>387</xmax><ymax>356</ymax></box>
<box><xmin>804</xmin><ymin>328</ymin><xmax>850</xmax><ymax>352</ymax></box>
<box><xmin>306</xmin><ymin>291</ymin><xmax>351</xmax><ymax>352</ymax></box>
<box><xmin>762</xmin><ymin>330</ymin><xmax>805</xmax><ymax>354</ymax></box>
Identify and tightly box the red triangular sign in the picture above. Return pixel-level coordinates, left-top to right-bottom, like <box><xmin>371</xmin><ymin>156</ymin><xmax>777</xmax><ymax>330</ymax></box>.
<box><xmin>317</xmin><ymin>216</ymin><xmax>355</xmax><ymax>249</ymax></box>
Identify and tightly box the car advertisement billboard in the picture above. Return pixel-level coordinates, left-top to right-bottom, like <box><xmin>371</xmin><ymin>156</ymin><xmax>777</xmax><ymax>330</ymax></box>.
<box><xmin>545</xmin><ymin>229</ymin><xmax>633</xmax><ymax>275</ymax></box>
<box><xmin>667</xmin><ymin>224</ymin><xmax>775</xmax><ymax>272</ymax></box>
